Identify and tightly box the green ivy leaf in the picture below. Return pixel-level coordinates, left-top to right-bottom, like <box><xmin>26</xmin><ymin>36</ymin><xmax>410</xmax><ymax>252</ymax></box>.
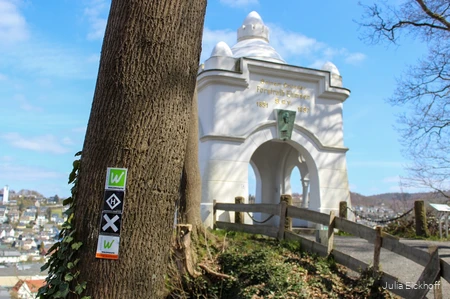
<box><xmin>63</xmin><ymin>236</ymin><xmax>74</xmax><ymax>243</ymax></box>
<box><xmin>39</xmin><ymin>151</ymin><xmax>88</xmax><ymax>299</ymax></box>
<box><xmin>72</xmin><ymin>159</ymin><xmax>80</xmax><ymax>170</ymax></box>
<box><xmin>56</xmin><ymin>265</ymin><xmax>67</xmax><ymax>274</ymax></box>
<box><xmin>60</xmin><ymin>282</ymin><xmax>69</xmax><ymax>290</ymax></box>
<box><xmin>64</xmin><ymin>273</ymin><xmax>74</xmax><ymax>282</ymax></box>
<box><xmin>46</xmin><ymin>283</ymin><xmax>57</xmax><ymax>295</ymax></box>
<box><xmin>61</xmin><ymin>288</ymin><xmax>70</xmax><ymax>298</ymax></box>
<box><xmin>71</xmin><ymin>242</ymin><xmax>83</xmax><ymax>250</ymax></box>
<box><xmin>75</xmin><ymin>281</ymin><xmax>87</xmax><ymax>294</ymax></box>
<box><xmin>63</xmin><ymin>197</ymin><xmax>73</xmax><ymax>206</ymax></box>
<box><xmin>40</xmin><ymin>261</ymin><xmax>50</xmax><ymax>272</ymax></box>
<box><xmin>68</xmin><ymin>170</ymin><xmax>77</xmax><ymax>184</ymax></box>
<box><xmin>37</xmin><ymin>285</ymin><xmax>49</xmax><ymax>297</ymax></box>
<box><xmin>67</xmin><ymin>213</ymin><xmax>74</xmax><ymax>224</ymax></box>
<box><xmin>63</xmin><ymin>207</ymin><xmax>73</xmax><ymax>217</ymax></box>
<box><xmin>62</xmin><ymin>222</ymin><xmax>72</xmax><ymax>229</ymax></box>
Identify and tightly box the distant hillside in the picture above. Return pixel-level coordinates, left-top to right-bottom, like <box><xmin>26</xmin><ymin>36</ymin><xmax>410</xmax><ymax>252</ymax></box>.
<box><xmin>350</xmin><ymin>191</ymin><xmax>449</xmax><ymax>211</ymax></box>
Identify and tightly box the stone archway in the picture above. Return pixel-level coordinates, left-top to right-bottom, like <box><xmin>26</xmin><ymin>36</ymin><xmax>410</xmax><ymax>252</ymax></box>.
<box><xmin>197</xmin><ymin>11</ymin><xmax>352</xmax><ymax>228</ymax></box>
<box><xmin>248</xmin><ymin>138</ymin><xmax>318</xmax><ymax>227</ymax></box>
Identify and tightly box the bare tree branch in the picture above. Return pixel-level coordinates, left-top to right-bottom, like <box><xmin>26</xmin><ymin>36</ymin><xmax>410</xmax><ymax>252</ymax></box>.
<box><xmin>358</xmin><ymin>0</ymin><xmax>450</xmax><ymax>196</ymax></box>
<box><xmin>416</xmin><ymin>0</ymin><xmax>450</xmax><ymax>29</ymax></box>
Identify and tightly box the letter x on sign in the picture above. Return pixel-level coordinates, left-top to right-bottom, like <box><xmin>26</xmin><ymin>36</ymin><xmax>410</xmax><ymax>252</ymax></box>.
<box><xmin>101</xmin><ymin>213</ymin><xmax>121</xmax><ymax>235</ymax></box>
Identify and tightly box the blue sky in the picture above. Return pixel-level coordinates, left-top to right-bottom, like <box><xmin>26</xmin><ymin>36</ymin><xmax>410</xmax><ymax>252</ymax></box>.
<box><xmin>0</xmin><ymin>0</ymin><xmax>428</xmax><ymax>197</ymax></box>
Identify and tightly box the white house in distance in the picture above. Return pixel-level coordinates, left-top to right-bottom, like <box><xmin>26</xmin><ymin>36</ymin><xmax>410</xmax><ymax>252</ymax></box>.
<box><xmin>198</xmin><ymin>12</ymin><xmax>351</xmax><ymax>227</ymax></box>
<box><xmin>1</xmin><ymin>185</ymin><xmax>9</xmax><ymax>204</ymax></box>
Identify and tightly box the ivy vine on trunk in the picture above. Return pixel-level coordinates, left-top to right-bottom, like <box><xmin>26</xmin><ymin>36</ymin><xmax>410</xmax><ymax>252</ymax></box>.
<box><xmin>37</xmin><ymin>151</ymin><xmax>89</xmax><ymax>299</ymax></box>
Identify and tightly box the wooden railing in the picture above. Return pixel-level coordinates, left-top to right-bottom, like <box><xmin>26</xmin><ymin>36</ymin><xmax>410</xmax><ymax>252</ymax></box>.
<box><xmin>213</xmin><ymin>197</ymin><xmax>450</xmax><ymax>299</ymax></box>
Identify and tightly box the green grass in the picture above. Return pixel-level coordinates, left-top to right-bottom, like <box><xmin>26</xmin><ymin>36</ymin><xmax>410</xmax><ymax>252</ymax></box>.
<box><xmin>51</xmin><ymin>208</ymin><xmax>63</xmax><ymax>218</ymax></box>
<box><xmin>166</xmin><ymin>230</ymin><xmax>399</xmax><ymax>299</ymax></box>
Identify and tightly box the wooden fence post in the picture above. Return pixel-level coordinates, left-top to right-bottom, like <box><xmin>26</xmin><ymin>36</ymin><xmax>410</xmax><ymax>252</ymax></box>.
<box><xmin>277</xmin><ymin>201</ymin><xmax>287</xmax><ymax>240</ymax></box>
<box><xmin>415</xmin><ymin>200</ymin><xmax>429</xmax><ymax>237</ymax></box>
<box><xmin>339</xmin><ymin>201</ymin><xmax>347</xmax><ymax>219</ymax></box>
<box><xmin>327</xmin><ymin>211</ymin><xmax>335</xmax><ymax>255</ymax></box>
<box><xmin>235</xmin><ymin>196</ymin><xmax>244</xmax><ymax>224</ymax></box>
<box><xmin>373</xmin><ymin>226</ymin><xmax>382</xmax><ymax>273</ymax></box>
<box><xmin>213</xmin><ymin>199</ymin><xmax>217</xmax><ymax>230</ymax></box>
<box><xmin>410</xmin><ymin>246</ymin><xmax>441</xmax><ymax>299</ymax></box>
<box><xmin>280</xmin><ymin>194</ymin><xmax>292</xmax><ymax>232</ymax></box>
<box><xmin>429</xmin><ymin>246</ymin><xmax>443</xmax><ymax>299</ymax></box>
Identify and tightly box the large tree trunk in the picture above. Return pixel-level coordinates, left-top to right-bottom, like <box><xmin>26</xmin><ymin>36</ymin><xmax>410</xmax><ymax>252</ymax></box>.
<box><xmin>175</xmin><ymin>87</ymin><xmax>203</xmax><ymax>278</ymax></box>
<box><xmin>179</xmin><ymin>87</ymin><xmax>202</xmax><ymax>227</ymax></box>
<box><xmin>72</xmin><ymin>1</ymin><xmax>206</xmax><ymax>298</ymax></box>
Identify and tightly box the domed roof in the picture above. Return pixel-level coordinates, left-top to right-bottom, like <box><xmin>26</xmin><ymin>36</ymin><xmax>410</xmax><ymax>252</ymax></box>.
<box><xmin>230</xmin><ymin>11</ymin><xmax>285</xmax><ymax>64</ymax></box>
<box><xmin>321</xmin><ymin>61</ymin><xmax>340</xmax><ymax>76</ymax></box>
<box><xmin>210</xmin><ymin>41</ymin><xmax>233</xmax><ymax>57</ymax></box>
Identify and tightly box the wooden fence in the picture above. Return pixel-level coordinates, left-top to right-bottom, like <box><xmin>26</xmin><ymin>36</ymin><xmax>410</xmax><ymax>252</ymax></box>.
<box><xmin>213</xmin><ymin>197</ymin><xmax>450</xmax><ymax>299</ymax></box>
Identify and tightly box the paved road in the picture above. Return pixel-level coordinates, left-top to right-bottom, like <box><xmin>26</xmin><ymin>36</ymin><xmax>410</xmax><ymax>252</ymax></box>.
<box><xmin>301</xmin><ymin>235</ymin><xmax>450</xmax><ymax>298</ymax></box>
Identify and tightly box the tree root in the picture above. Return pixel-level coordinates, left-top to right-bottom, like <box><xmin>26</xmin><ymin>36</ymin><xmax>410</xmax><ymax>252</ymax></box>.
<box><xmin>198</xmin><ymin>263</ymin><xmax>236</xmax><ymax>280</ymax></box>
<box><xmin>175</xmin><ymin>224</ymin><xmax>202</xmax><ymax>277</ymax></box>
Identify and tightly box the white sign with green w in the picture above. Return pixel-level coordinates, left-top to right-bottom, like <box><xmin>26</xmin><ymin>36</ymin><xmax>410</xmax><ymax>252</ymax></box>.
<box><xmin>105</xmin><ymin>167</ymin><xmax>128</xmax><ymax>190</ymax></box>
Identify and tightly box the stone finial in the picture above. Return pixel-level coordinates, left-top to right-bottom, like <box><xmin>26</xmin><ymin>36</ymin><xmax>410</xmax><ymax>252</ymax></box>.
<box><xmin>237</xmin><ymin>11</ymin><xmax>269</xmax><ymax>42</ymax></box>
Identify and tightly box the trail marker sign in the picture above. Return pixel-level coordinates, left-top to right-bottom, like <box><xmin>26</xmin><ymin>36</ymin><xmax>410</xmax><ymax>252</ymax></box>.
<box><xmin>96</xmin><ymin>235</ymin><xmax>120</xmax><ymax>260</ymax></box>
<box><xmin>101</xmin><ymin>213</ymin><xmax>122</xmax><ymax>235</ymax></box>
<box><xmin>103</xmin><ymin>190</ymin><xmax>124</xmax><ymax>212</ymax></box>
<box><xmin>97</xmin><ymin>167</ymin><xmax>128</xmax><ymax>260</ymax></box>
<box><xmin>105</xmin><ymin>168</ymin><xmax>127</xmax><ymax>190</ymax></box>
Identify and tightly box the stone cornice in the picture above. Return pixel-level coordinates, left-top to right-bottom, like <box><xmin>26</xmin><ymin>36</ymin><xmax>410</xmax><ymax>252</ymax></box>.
<box><xmin>200</xmin><ymin>121</ymin><xmax>349</xmax><ymax>153</ymax></box>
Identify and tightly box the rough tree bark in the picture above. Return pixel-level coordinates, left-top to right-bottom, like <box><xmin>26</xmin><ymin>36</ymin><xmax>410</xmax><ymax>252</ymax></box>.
<box><xmin>72</xmin><ymin>1</ymin><xmax>207</xmax><ymax>298</ymax></box>
<box><xmin>179</xmin><ymin>87</ymin><xmax>202</xmax><ymax>229</ymax></box>
<box><xmin>175</xmin><ymin>87</ymin><xmax>204</xmax><ymax>278</ymax></box>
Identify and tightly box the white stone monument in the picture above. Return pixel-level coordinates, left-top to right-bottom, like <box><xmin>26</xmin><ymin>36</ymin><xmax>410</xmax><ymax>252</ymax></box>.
<box><xmin>198</xmin><ymin>11</ymin><xmax>351</xmax><ymax>227</ymax></box>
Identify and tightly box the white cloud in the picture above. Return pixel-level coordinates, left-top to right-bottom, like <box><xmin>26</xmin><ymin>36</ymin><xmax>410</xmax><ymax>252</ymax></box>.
<box><xmin>0</xmin><ymin>0</ymin><xmax>29</xmax><ymax>45</ymax></box>
<box><xmin>0</xmin><ymin>163</ymin><xmax>64</xmax><ymax>181</ymax></box>
<box><xmin>87</xmin><ymin>53</ymin><xmax>100</xmax><ymax>63</ymax></box>
<box><xmin>269</xmin><ymin>24</ymin><xmax>325</xmax><ymax>60</ymax></box>
<box><xmin>84</xmin><ymin>0</ymin><xmax>110</xmax><ymax>41</ymax></box>
<box><xmin>344</xmin><ymin>52</ymin><xmax>366</xmax><ymax>65</ymax></box>
<box><xmin>72</xmin><ymin>126</ymin><xmax>87</xmax><ymax>133</ymax></box>
<box><xmin>61</xmin><ymin>137</ymin><xmax>74</xmax><ymax>145</ymax></box>
<box><xmin>2</xmin><ymin>132</ymin><xmax>70</xmax><ymax>154</ymax></box>
<box><xmin>0</xmin><ymin>155</ymin><xmax>13</xmax><ymax>162</ymax></box>
<box><xmin>0</xmin><ymin>42</ymin><xmax>100</xmax><ymax>79</ymax></box>
<box><xmin>14</xmin><ymin>94</ymin><xmax>43</xmax><ymax>112</ymax></box>
<box><xmin>199</xmin><ymin>21</ymin><xmax>366</xmax><ymax>71</ymax></box>
<box><xmin>220</xmin><ymin>0</ymin><xmax>258</xmax><ymax>8</ymax></box>
<box><xmin>0</xmin><ymin>73</ymin><xmax>7</xmax><ymax>80</ymax></box>
<box><xmin>309</xmin><ymin>59</ymin><xmax>327</xmax><ymax>70</ymax></box>
<box><xmin>267</xmin><ymin>23</ymin><xmax>366</xmax><ymax>68</ymax></box>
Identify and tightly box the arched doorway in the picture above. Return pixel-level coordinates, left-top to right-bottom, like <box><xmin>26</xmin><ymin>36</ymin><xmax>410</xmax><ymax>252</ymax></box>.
<box><xmin>289</xmin><ymin>166</ymin><xmax>302</xmax><ymax>207</ymax></box>
<box><xmin>249</xmin><ymin>139</ymin><xmax>316</xmax><ymax>227</ymax></box>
